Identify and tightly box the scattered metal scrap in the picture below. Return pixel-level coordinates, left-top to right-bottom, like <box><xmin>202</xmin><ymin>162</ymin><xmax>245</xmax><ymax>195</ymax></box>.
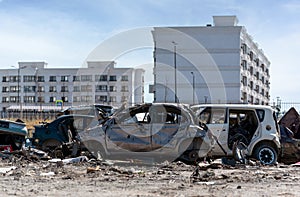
<box><xmin>0</xmin><ymin>119</ymin><xmax>27</xmax><ymax>151</ymax></box>
<box><xmin>278</xmin><ymin>107</ymin><xmax>300</xmax><ymax>164</ymax></box>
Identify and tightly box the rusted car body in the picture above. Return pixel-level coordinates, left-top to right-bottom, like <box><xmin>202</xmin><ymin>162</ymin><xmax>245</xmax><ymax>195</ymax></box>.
<box><xmin>32</xmin><ymin>114</ymin><xmax>97</xmax><ymax>150</ymax></box>
<box><xmin>278</xmin><ymin>108</ymin><xmax>300</xmax><ymax>164</ymax></box>
<box><xmin>79</xmin><ymin>103</ymin><xmax>214</xmax><ymax>163</ymax></box>
<box><xmin>0</xmin><ymin>119</ymin><xmax>27</xmax><ymax>151</ymax></box>
<box><xmin>279</xmin><ymin>125</ymin><xmax>300</xmax><ymax>164</ymax></box>
<box><xmin>278</xmin><ymin>107</ymin><xmax>300</xmax><ymax>138</ymax></box>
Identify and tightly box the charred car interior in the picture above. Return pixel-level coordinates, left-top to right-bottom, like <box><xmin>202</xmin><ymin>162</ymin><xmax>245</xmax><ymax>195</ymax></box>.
<box><xmin>80</xmin><ymin>103</ymin><xmax>213</xmax><ymax>163</ymax></box>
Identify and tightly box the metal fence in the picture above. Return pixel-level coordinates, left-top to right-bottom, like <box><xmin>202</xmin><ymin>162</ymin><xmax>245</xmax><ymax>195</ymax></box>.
<box><xmin>3</xmin><ymin>110</ymin><xmax>58</xmax><ymax>121</ymax></box>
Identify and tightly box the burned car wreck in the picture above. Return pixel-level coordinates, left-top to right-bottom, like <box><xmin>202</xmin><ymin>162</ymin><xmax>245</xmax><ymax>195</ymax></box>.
<box><xmin>79</xmin><ymin>103</ymin><xmax>213</xmax><ymax>163</ymax></box>
<box><xmin>191</xmin><ymin>104</ymin><xmax>281</xmax><ymax>165</ymax></box>
<box><xmin>0</xmin><ymin>119</ymin><xmax>27</xmax><ymax>151</ymax></box>
<box><xmin>279</xmin><ymin>125</ymin><xmax>300</xmax><ymax>164</ymax></box>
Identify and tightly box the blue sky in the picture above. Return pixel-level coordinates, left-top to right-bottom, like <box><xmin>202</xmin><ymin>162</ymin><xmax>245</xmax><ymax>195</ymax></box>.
<box><xmin>0</xmin><ymin>0</ymin><xmax>300</xmax><ymax>102</ymax></box>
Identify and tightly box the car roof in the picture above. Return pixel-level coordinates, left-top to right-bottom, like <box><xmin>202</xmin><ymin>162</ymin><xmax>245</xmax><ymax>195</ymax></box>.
<box><xmin>191</xmin><ymin>104</ymin><xmax>274</xmax><ymax>111</ymax></box>
<box><xmin>57</xmin><ymin>114</ymin><xmax>95</xmax><ymax>119</ymax></box>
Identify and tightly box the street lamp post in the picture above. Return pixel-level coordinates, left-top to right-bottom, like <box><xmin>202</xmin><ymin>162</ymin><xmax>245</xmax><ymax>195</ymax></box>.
<box><xmin>191</xmin><ymin>72</ymin><xmax>195</xmax><ymax>105</ymax></box>
<box><xmin>12</xmin><ymin>65</ymin><xmax>26</xmax><ymax>119</ymax></box>
<box><xmin>172</xmin><ymin>41</ymin><xmax>177</xmax><ymax>103</ymax></box>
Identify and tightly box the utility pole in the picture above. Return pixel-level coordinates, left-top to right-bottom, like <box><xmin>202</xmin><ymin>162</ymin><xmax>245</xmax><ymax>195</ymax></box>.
<box><xmin>172</xmin><ymin>41</ymin><xmax>177</xmax><ymax>103</ymax></box>
<box><xmin>191</xmin><ymin>72</ymin><xmax>195</xmax><ymax>104</ymax></box>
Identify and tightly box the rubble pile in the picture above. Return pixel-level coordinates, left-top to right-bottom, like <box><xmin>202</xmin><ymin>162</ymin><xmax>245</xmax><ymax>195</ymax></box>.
<box><xmin>1</xmin><ymin>149</ymin><xmax>300</xmax><ymax>196</ymax></box>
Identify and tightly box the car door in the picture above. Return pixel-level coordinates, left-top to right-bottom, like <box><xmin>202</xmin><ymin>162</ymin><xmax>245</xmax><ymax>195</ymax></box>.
<box><xmin>150</xmin><ymin>106</ymin><xmax>183</xmax><ymax>151</ymax></box>
<box><xmin>199</xmin><ymin>107</ymin><xmax>228</xmax><ymax>155</ymax></box>
<box><xmin>106</xmin><ymin>112</ymin><xmax>152</xmax><ymax>152</ymax></box>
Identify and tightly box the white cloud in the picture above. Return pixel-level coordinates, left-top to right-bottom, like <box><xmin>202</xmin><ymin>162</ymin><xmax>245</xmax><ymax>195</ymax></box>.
<box><xmin>282</xmin><ymin>1</ymin><xmax>300</xmax><ymax>12</ymax></box>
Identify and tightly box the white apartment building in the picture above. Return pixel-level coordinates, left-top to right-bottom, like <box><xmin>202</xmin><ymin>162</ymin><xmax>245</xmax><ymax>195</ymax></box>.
<box><xmin>0</xmin><ymin>61</ymin><xmax>144</xmax><ymax>111</ymax></box>
<box><xmin>152</xmin><ymin>16</ymin><xmax>270</xmax><ymax>105</ymax></box>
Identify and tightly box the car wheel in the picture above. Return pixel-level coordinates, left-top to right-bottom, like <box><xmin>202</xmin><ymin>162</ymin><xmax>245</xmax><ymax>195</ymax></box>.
<box><xmin>188</xmin><ymin>150</ymin><xmax>199</xmax><ymax>161</ymax></box>
<box><xmin>254</xmin><ymin>144</ymin><xmax>277</xmax><ymax>165</ymax></box>
<box><xmin>42</xmin><ymin>139</ymin><xmax>62</xmax><ymax>150</ymax></box>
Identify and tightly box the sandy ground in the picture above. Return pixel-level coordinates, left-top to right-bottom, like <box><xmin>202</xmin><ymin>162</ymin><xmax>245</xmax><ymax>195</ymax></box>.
<box><xmin>1</xmin><ymin>153</ymin><xmax>300</xmax><ymax>197</ymax></box>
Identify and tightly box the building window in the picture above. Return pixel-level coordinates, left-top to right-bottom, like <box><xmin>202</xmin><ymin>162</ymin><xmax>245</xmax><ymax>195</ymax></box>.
<box><xmin>121</xmin><ymin>96</ymin><xmax>127</xmax><ymax>102</ymax></box>
<box><xmin>121</xmin><ymin>86</ymin><xmax>128</xmax><ymax>92</ymax></box>
<box><xmin>266</xmin><ymin>80</ymin><xmax>270</xmax><ymax>88</ymax></box>
<box><xmin>81</xmin><ymin>96</ymin><xmax>92</xmax><ymax>102</ymax></box>
<box><xmin>261</xmin><ymin>76</ymin><xmax>265</xmax><ymax>83</ymax></box>
<box><xmin>250</xmin><ymin>96</ymin><xmax>254</xmax><ymax>104</ymax></box>
<box><xmin>95</xmin><ymin>85</ymin><xmax>107</xmax><ymax>92</ymax></box>
<box><xmin>241</xmin><ymin>60</ymin><xmax>247</xmax><ymax>70</ymax></box>
<box><xmin>2</xmin><ymin>87</ymin><xmax>9</xmax><ymax>93</ymax></box>
<box><xmin>261</xmin><ymin>89</ymin><xmax>265</xmax><ymax>96</ymax></box>
<box><xmin>23</xmin><ymin>76</ymin><xmax>36</xmax><ymax>82</ymax></box>
<box><xmin>266</xmin><ymin>69</ymin><xmax>269</xmax><ymax>76</ymax></box>
<box><xmin>109</xmin><ymin>96</ymin><xmax>116</xmax><ymax>102</ymax></box>
<box><xmin>255</xmin><ymin>72</ymin><xmax>259</xmax><ymax>80</ymax></box>
<box><xmin>73</xmin><ymin>96</ymin><xmax>80</xmax><ymax>102</ymax></box>
<box><xmin>10</xmin><ymin>96</ymin><xmax>18</xmax><ymax>103</ymax></box>
<box><xmin>249</xmin><ymin>51</ymin><xmax>254</xmax><ymax>61</ymax></box>
<box><xmin>61</xmin><ymin>86</ymin><xmax>68</xmax><ymax>92</ymax></box>
<box><xmin>73</xmin><ymin>76</ymin><xmax>80</xmax><ymax>81</ymax></box>
<box><xmin>50</xmin><ymin>96</ymin><xmax>56</xmax><ymax>102</ymax></box>
<box><xmin>2</xmin><ymin>97</ymin><xmax>9</xmax><ymax>103</ymax></box>
<box><xmin>81</xmin><ymin>75</ymin><xmax>92</xmax><ymax>82</ymax></box>
<box><xmin>249</xmin><ymin>66</ymin><xmax>253</xmax><ymax>75</ymax></box>
<box><xmin>9</xmin><ymin>76</ymin><xmax>18</xmax><ymax>82</ymax></box>
<box><xmin>242</xmin><ymin>76</ymin><xmax>247</xmax><ymax>86</ymax></box>
<box><xmin>95</xmin><ymin>95</ymin><xmax>107</xmax><ymax>102</ymax></box>
<box><xmin>255</xmin><ymin>59</ymin><xmax>260</xmax><ymax>67</ymax></box>
<box><xmin>9</xmin><ymin>86</ymin><xmax>19</xmax><ymax>92</ymax></box>
<box><xmin>24</xmin><ymin>96</ymin><xmax>35</xmax><ymax>103</ymax></box>
<box><xmin>49</xmin><ymin>86</ymin><xmax>57</xmax><ymax>92</ymax></box>
<box><xmin>73</xmin><ymin>86</ymin><xmax>80</xmax><ymax>92</ymax></box>
<box><xmin>255</xmin><ymin>85</ymin><xmax>259</xmax><ymax>93</ymax></box>
<box><xmin>95</xmin><ymin>75</ymin><xmax>107</xmax><ymax>81</ymax></box>
<box><xmin>121</xmin><ymin>75</ymin><xmax>129</xmax><ymax>81</ymax></box>
<box><xmin>38</xmin><ymin>96</ymin><xmax>44</xmax><ymax>103</ymax></box>
<box><xmin>261</xmin><ymin>64</ymin><xmax>265</xmax><ymax>72</ymax></box>
<box><xmin>109</xmin><ymin>75</ymin><xmax>117</xmax><ymax>81</ymax></box>
<box><xmin>62</xmin><ymin>96</ymin><xmax>68</xmax><ymax>102</ymax></box>
<box><xmin>24</xmin><ymin>86</ymin><xmax>36</xmax><ymax>93</ymax></box>
<box><xmin>49</xmin><ymin>76</ymin><xmax>56</xmax><ymax>82</ymax></box>
<box><xmin>109</xmin><ymin>86</ymin><xmax>117</xmax><ymax>92</ymax></box>
<box><xmin>37</xmin><ymin>86</ymin><xmax>45</xmax><ymax>92</ymax></box>
<box><xmin>81</xmin><ymin>85</ymin><xmax>92</xmax><ymax>92</ymax></box>
<box><xmin>249</xmin><ymin>81</ymin><xmax>253</xmax><ymax>90</ymax></box>
<box><xmin>2</xmin><ymin>76</ymin><xmax>9</xmax><ymax>82</ymax></box>
<box><xmin>241</xmin><ymin>43</ymin><xmax>247</xmax><ymax>54</ymax></box>
<box><xmin>61</xmin><ymin>76</ymin><xmax>69</xmax><ymax>82</ymax></box>
<box><xmin>37</xmin><ymin>76</ymin><xmax>44</xmax><ymax>82</ymax></box>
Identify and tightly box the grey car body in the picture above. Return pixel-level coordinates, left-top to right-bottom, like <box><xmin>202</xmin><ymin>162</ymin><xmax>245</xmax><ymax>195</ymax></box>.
<box><xmin>79</xmin><ymin>103</ymin><xmax>213</xmax><ymax>163</ymax></box>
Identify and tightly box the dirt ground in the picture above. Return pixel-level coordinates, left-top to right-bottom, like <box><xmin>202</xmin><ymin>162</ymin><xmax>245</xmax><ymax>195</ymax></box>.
<box><xmin>1</xmin><ymin>153</ymin><xmax>300</xmax><ymax>197</ymax></box>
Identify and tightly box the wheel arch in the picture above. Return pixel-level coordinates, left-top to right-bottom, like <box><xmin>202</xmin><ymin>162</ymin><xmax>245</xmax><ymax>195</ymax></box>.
<box><xmin>251</xmin><ymin>140</ymin><xmax>279</xmax><ymax>156</ymax></box>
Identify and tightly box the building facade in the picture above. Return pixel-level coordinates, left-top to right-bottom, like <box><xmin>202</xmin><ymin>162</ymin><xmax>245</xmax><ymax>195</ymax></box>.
<box><xmin>0</xmin><ymin>61</ymin><xmax>144</xmax><ymax>111</ymax></box>
<box><xmin>152</xmin><ymin>16</ymin><xmax>270</xmax><ymax>105</ymax></box>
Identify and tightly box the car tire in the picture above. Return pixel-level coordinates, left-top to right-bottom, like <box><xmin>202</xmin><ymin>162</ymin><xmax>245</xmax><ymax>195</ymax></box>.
<box><xmin>188</xmin><ymin>150</ymin><xmax>200</xmax><ymax>161</ymax></box>
<box><xmin>253</xmin><ymin>144</ymin><xmax>277</xmax><ymax>165</ymax></box>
